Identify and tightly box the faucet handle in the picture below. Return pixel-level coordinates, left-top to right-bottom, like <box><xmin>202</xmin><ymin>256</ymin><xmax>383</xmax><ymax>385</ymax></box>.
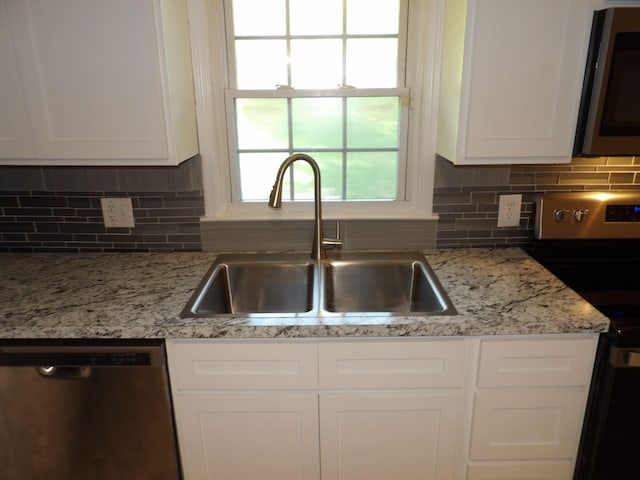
<box><xmin>322</xmin><ymin>221</ymin><xmax>343</xmax><ymax>250</ymax></box>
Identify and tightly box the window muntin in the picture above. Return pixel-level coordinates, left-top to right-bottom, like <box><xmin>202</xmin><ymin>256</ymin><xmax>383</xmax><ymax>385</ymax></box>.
<box><xmin>225</xmin><ymin>0</ymin><xmax>408</xmax><ymax>203</ymax></box>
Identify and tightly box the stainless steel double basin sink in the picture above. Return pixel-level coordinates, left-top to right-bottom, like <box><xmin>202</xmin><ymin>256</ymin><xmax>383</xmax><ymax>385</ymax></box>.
<box><xmin>182</xmin><ymin>251</ymin><xmax>457</xmax><ymax>317</ymax></box>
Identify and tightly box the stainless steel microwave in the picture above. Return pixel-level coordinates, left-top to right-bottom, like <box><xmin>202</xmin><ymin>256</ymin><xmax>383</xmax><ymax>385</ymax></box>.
<box><xmin>574</xmin><ymin>7</ymin><xmax>640</xmax><ymax>156</ymax></box>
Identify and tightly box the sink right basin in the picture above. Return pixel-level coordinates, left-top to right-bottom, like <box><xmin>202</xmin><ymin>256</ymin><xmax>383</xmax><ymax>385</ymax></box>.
<box><xmin>323</xmin><ymin>252</ymin><xmax>456</xmax><ymax>314</ymax></box>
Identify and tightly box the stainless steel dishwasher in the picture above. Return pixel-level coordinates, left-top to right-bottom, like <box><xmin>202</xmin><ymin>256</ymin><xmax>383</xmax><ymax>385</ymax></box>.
<box><xmin>0</xmin><ymin>339</ymin><xmax>181</xmax><ymax>480</ymax></box>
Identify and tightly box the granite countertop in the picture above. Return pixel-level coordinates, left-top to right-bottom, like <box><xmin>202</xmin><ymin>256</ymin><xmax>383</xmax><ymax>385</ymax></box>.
<box><xmin>0</xmin><ymin>248</ymin><xmax>609</xmax><ymax>339</ymax></box>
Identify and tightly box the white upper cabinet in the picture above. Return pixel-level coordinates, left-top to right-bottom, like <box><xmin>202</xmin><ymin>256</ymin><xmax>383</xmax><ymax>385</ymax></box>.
<box><xmin>437</xmin><ymin>0</ymin><xmax>593</xmax><ymax>164</ymax></box>
<box><xmin>0</xmin><ymin>0</ymin><xmax>198</xmax><ymax>165</ymax></box>
<box><xmin>0</xmin><ymin>1</ymin><xmax>32</xmax><ymax>156</ymax></box>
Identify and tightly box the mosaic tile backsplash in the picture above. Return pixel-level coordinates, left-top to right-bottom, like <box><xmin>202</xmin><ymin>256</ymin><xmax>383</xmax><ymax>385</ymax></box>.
<box><xmin>434</xmin><ymin>156</ymin><xmax>640</xmax><ymax>248</ymax></box>
<box><xmin>0</xmin><ymin>156</ymin><xmax>204</xmax><ymax>252</ymax></box>
<box><xmin>1</xmin><ymin>155</ymin><xmax>639</xmax><ymax>251</ymax></box>
<box><xmin>0</xmin><ymin>191</ymin><xmax>204</xmax><ymax>252</ymax></box>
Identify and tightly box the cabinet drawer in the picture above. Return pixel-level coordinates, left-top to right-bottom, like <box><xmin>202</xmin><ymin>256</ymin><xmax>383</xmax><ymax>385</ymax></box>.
<box><xmin>319</xmin><ymin>340</ymin><xmax>465</xmax><ymax>389</ymax></box>
<box><xmin>467</xmin><ymin>461</ymin><xmax>573</xmax><ymax>480</ymax></box>
<box><xmin>167</xmin><ymin>340</ymin><xmax>318</xmax><ymax>391</ymax></box>
<box><xmin>477</xmin><ymin>336</ymin><xmax>597</xmax><ymax>387</ymax></box>
<box><xmin>470</xmin><ymin>389</ymin><xmax>585</xmax><ymax>460</ymax></box>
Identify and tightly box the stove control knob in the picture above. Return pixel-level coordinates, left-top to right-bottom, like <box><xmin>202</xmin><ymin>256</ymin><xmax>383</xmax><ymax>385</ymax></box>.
<box><xmin>573</xmin><ymin>208</ymin><xmax>589</xmax><ymax>223</ymax></box>
<box><xmin>553</xmin><ymin>208</ymin><xmax>568</xmax><ymax>223</ymax></box>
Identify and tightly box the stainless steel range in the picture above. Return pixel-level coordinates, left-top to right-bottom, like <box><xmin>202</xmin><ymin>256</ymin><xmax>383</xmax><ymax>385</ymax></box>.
<box><xmin>528</xmin><ymin>191</ymin><xmax>640</xmax><ymax>480</ymax></box>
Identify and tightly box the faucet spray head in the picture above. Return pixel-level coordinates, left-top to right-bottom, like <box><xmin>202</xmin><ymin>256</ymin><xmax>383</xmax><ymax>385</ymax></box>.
<box><xmin>268</xmin><ymin>183</ymin><xmax>282</xmax><ymax>209</ymax></box>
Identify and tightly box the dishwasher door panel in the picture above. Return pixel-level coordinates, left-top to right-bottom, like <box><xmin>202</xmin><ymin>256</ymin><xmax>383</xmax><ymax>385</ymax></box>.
<box><xmin>0</xmin><ymin>364</ymin><xmax>180</xmax><ymax>480</ymax></box>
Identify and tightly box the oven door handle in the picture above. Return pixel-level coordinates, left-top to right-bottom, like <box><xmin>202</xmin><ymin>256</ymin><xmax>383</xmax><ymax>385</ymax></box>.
<box><xmin>609</xmin><ymin>347</ymin><xmax>640</xmax><ymax>368</ymax></box>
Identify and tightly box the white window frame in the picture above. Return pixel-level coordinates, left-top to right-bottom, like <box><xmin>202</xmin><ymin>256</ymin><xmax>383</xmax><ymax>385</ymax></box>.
<box><xmin>187</xmin><ymin>0</ymin><xmax>443</xmax><ymax>221</ymax></box>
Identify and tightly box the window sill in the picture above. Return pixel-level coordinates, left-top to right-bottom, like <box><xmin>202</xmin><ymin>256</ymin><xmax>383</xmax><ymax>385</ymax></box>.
<box><xmin>201</xmin><ymin>202</ymin><xmax>439</xmax><ymax>222</ymax></box>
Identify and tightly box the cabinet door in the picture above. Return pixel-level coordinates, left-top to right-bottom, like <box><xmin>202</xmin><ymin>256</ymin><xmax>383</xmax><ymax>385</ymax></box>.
<box><xmin>465</xmin><ymin>0</ymin><xmax>589</xmax><ymax>161</ymax></box>
<box><xmin>0</xmin><ymin>0</ymin><xmax>32</xmax><ymax>156</ymax></box>
<box><xmin>470</xmin><ymin>389</ymin><xmax>586</xmax><ymax>460</ymax></box>
<box><xmin>439</xmin><ymin>0</ymin><xmax>592</xmax><ymax>164</ymax></box>
<box><xmin>3</xmin><ymin>0</ymin><xmax>196</xmax><ymax>164</ymax></box>
<box><xmin>320</xmin><ymin>392</ymin><xmax>461</xmax><ymax>480</ymax></box>
<box><xmin>173</xmin><ymin>393</ymin><xmax>320</xmax><ymax>480</ymax></box>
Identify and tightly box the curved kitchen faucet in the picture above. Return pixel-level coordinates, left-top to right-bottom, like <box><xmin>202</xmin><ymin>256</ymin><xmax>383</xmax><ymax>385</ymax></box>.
<box><xmin>268</xmin><ymin>153</ymin><xmax>342</xmax><ymax>260</ymax></box>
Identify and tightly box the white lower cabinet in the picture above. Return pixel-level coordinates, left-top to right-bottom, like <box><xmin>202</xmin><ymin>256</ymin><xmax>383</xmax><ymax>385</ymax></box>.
<box><xmin>166</xmin><ymin>335</ymin><xmax>598</xmax><ymax>480</ymax></box>
<box><xmin>467</xmin><ymin>336</ymin><xmax>598</xmax><ymax>480</ymax></box>
<box><xmin>167</xmin><ymin>338</ymin><xmax>466</xmax><ymax>480</ymax></box>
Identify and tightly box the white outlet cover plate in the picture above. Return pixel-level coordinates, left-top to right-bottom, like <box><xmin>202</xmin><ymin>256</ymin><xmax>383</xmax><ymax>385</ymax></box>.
<box><xmin>497</xmin><ymin>194</ymin><xmax>522</xmax><ymax>228</ymax></box>
<box><xmin>100</xmin><ymin>197</ymin><xmax>135</xmax><ymax>228</ymax></box>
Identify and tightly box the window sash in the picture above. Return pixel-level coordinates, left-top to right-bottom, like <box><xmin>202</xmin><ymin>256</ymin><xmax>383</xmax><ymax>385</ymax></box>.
<box><xmin>224</xmin><ymin>0</ymin><xmax>408</xmax><ymax>90</ymax></box>
<box><xmin>224</xmin><ymin>87</ymin><xmax>410</xmax><ymax>203</ymax></box>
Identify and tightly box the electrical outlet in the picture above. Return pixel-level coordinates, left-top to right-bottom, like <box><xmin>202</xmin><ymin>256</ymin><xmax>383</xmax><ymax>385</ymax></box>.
<box><xmin>100</xmin><ymin>197</ymin><xmax>135</xmax><ymax>228</ymax></box>
<box><xmin>497</xmin><ymin>194</ymin><xmax>522</xmax><ymax>227</ymax></box>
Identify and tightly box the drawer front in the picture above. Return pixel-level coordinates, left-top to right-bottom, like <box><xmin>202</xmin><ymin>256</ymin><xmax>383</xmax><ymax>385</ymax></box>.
<box><xmin>167</xmin><ymin>340</ymin><xmax>318</xmax><ymax>391</ymax></box>
<box><xmin>467</xmin><ymin>461</ymin><xmax>573</xmax><ymax>480</ymax></box>
<box><xmin>319</xmin><ymin>339</ymin><xmax>466</xmax><ymax>389</ymax></box>
<box><xmin>470</xmin><ymin>389</ymin><xmax>586</xmax><ymax>460</ymax></box>
<box><xmin>477</xmin><ymin>336</ymin><xmax>597</xmax><ymax>387</ymax></box>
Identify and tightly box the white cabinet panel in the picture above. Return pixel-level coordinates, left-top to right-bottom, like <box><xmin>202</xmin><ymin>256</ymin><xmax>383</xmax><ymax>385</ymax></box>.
<box><xmin>467</xmin><ymin>461</ymin><xmax>574</xmax><ymax>480</ymax></box>
<box><xmin>477</xmin><ymin>336</ymin><xmax>597</xmax><ymax>387</ymax></box>
<box><xmin>319</xmin><ymin>339</ymin><xmax>465</xmax><ymax>389</ymax></box>
<box><xmin>470</xmin><ymin>389</ymin><xmax>586</xmax><ymax>460</ymax></box>
<box><xmin>320</xmin><ymin>393</ymin><xmax>461</xmax><ymax>480</ymax></box>
<box><xmin>167</xmin><ymin>340</ymin><xmax>318</xmax><ymax>391</ymax></box>
<box><xmin>1</xmin><ymin>0</ymin><xmax>197</xmax><ymax>165</ymax></box>
<box><xmin>438</xmin><ymin>0</ymin><xmax>592</xmax><ymax>164</ymax></box>
<box><xmin>174</xmin><ymin>393</ymin><xmax>320</xmax><ymax>480</ymax></box>
<box><xmin>0</xmin><ymin>0</ymin><xmax>32</xmax><ymax>156</ymax></box>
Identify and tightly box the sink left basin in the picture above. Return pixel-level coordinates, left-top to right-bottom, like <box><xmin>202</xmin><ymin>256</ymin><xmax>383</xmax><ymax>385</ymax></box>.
<box><xmin>182</xmin><ymin>254</ymin><xmax>316</xmax><ymax>316</ymax></box>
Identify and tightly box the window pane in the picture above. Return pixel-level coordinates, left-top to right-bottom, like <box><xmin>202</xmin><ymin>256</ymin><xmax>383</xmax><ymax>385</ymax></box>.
<box><xmin>239</xmin><ymin>152</ymin><xmax>343</xmax><ymax>201</ymax></box>
<box><xmin>316</xmin><ymin>152</ymin><xmax>344</xmax><ymax>200</ymax></box>
<box><xmin>347</xmin><ymin>97</ymin><xmax>399</xmax><ymax>148</ymax></box>
<box><xmin>292</xmin><ymin>98</ymin><xmax>343</xmax><ymax>149</ymax></box>
<box><xmin>289</xmin><ymin>0</ymin><xmax>342</xmax><ymax>35</ymax></box>
<box><xmin>290</xmin><ymin>39</ymin><xmax>343</xmax><ymax>88</ymax></box>
<box><xmin>239</xmin><ymin>152</ymin><xmax>291</xmax><ymax>201</ymax></box>
<box><xmin>346</xmin><ymin>39</ymin><xmax>398</xmax><ymax>87</ymax></box>
<box><xmin>233</xmin><ymin>0</ymin><xmax>286</xmax><ymax>36</ymax></box>
<box><xmin>346</xmin><ymin>151</ymin><xmax>398</xmax><ymax>200</ymax></box>
<box><xmin>292</xmin><ymin>152</ymin><xmax>343</xmax><ymax>200</ymax></box>
<box><xmin>235</xmin><ymin>40</ymin><xmax>288</xmax><ymax>89</ymax></box>
<box><xmin>236</xmin><ymin>98</ymin><xmax>289</xmax><ymax>149</ymax></box>
<box><xmin>347</xmin><ymin>0</ymin><xmax>400</xmax><ymax>35</ymax></box>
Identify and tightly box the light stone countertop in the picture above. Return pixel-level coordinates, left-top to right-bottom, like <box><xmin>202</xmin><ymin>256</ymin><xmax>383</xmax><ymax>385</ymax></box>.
<box><xmin>0</xmin><ymin>248</ymin><xmax>609</xmax><ymax>339</ymax></box>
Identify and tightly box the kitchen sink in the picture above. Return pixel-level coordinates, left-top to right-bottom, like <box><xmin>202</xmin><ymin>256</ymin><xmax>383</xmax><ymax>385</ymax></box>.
<box><xmin>182</xmin><ymin>252</ymin><xmax>456</xmax><ymax>317</ymax></box>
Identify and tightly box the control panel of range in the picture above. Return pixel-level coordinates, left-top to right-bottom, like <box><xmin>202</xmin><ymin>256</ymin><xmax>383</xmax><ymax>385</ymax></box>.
<box><xmin>534</xmin><ymin>192</ymin><xmax>640</xmax><ymax>239</ymax></box>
